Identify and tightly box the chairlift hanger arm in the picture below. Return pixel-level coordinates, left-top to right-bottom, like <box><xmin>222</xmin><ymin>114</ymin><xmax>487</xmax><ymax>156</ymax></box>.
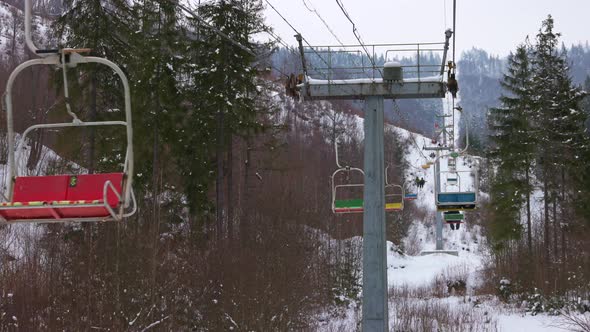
<box><xmin>440</xmin><ymin>29</ymin><xmax>453</xmax><ymax>76</ymax></box>
<box><xmin>0</xmin><ymin>0</ymin><xmax>136</xmax><ymax>224</ymax></box>
<box><xmin>176</xmin><ymin>2</ymin><xmax>259</xmax><ymax>58</ymax></box>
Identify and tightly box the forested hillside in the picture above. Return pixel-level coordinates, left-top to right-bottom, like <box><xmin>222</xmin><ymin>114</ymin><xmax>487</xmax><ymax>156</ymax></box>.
<box><xmin>1</xmin><ymin>1</ymin><xmax>590</xmax><ymax>331</ymax></box>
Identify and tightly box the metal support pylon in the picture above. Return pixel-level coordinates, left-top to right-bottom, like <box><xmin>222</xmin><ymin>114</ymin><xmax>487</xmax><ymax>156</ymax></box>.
<box><xmin>295</xmin><ymin>31</ymin><xmax>452</xmax><ymax>331</ymax></box>
<box><xmin>361</xmin><ymin>96</ymin><xmax>388</xmax><ymax>331</ymax></box>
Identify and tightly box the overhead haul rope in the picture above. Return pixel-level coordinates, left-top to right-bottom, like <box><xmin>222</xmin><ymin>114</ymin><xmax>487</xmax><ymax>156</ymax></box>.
<box><xmin>302</xmin><ymin>0</ymin><xmax>345</xmax><ymax>46</ymax></box>
<box><xmin>177</xmin><ymin>2</ymin><xmax>258</xmax><ymax>57</ymax></box>
<box><xmin>184</xmin><ymin>1</ymin><xmax>339</xmax><ymax>83</ymax></box>
<box><xmin>392</xmin><ymin>100</ymin><xmax>429</xmax><ymax>161</ymax></box>
<box><xmin>176</xmin><ymin>1</ymin><xmax>294</xmax><ymax>80</ymax></box>
<box><xmin>265</xmin><ymin>0</ymin><xmax>360</xmax><ymax>97</ymax></box>
<box><xmin>444</xmin><ymin>0</ymin><xmax>448</xmax><ymax>30</ymax></box>
<box><xmin>301</xmin><ymin>0</ymin><xmax>369</xmax><ymax>78</ymax></box>
<box><xmin>269</xmin><ymin>0</ymin><xmax>381</xmax><ymax>97</ymax></box>
<box><xmin>453</xmin><ymin>0</ymin><xmax>457</xmax><ymax>64</ymax></box>
<box><xmin>334</xmin><ymin>0</ymin><xmax>382</xmax><ymax>77</ymax></box>
<box><xmin>265</xmin><ymin>27</ymin><xmax>290</xmax><ymax>49</ymax></box>
<box><xmin>451</xmin><ymin>0</ymin><xmax>458</xmax><ymax>149</ymax></box>
<box><xmin>451</xmin><ymin>0</ymin><xmax>457</xmax><ymax>135</ymax></box>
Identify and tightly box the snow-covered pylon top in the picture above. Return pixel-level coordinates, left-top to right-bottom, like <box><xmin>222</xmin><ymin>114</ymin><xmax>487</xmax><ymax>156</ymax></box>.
<box><xmin>294</xmin><ymin>30</ymin><xmax>453</xmax><ymax>101</ymax></box>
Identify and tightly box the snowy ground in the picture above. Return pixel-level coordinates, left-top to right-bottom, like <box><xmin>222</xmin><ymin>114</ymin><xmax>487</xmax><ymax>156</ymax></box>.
<box><xmin>318</xmin><ymin>234</ymin><xmax>568</xmax><ymax>331</ymax></box>
<box><xmin>496</xmin><ymin>313</ymin><xmax>567</xmax><ymax>332</ymax></box>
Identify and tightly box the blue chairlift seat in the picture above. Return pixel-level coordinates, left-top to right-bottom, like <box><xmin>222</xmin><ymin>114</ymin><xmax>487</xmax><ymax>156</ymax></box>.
<box><xmin>437</xmin><ymin>192</ymin><xmax>476</xmax><ymax>211</ymax></box>
<box><xmin>404</xmin><ymin>193</ymin><xmax>417</xmax><ymax>200</ymax></box>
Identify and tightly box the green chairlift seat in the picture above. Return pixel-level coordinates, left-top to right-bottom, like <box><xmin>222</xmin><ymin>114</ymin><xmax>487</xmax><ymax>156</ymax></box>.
<box><xmin>444</xmin><ymin>210</ymin><xmax>464</xmax><ymax>222</ymax></box>
<box><xmin>334</xmin><ymin>198</ymin><xmax>364</xmax><ymax>213</ymax></box>
<box><xmin>332</xmin><ymin>165</ymin><xmax>365</xmax><ymax>214</ymax></box>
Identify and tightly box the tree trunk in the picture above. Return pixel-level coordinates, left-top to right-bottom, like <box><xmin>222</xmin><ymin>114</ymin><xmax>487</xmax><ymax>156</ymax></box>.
<box><xmin>149</xmin><ymin>6</ymin><xmax>163</xmax><ymax>303</ymax></box>
<box><xmin>552</xmin><ymin>195</ymin><xmax>558</xmax><ymax>262</ymax></box>
<box><xmin>227</xmin><ymin>134</ymin><xmax>233</xmax><ymax>240</ymax></box>
<box><xmin>216</xmin><ymin>111</ymin><xmax>225</xmax><ymax>242</ymax></box>
<box><xmin>241</xmin><ymin>140</ymin><xmax>251</xmax><ymax>247</ymax></box>
<box><xmin>543</xmin><ymin>179</ymin><xmax>550</xmax><ymax>265</ymax></box>
<box><xmin>525</xmin><ymin>165</ymin><xmax>532</xmax><ymax>255</ymax></box>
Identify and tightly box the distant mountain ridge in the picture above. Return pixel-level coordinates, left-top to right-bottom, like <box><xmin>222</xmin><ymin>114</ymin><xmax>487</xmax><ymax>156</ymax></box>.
<box><xmin>272</xmin><ymin>43</ymin><xmax>590</xmax><ymax>146</ymax></box>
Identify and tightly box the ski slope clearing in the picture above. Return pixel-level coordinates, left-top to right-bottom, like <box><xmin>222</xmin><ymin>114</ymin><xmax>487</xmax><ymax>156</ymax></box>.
<box><xmin>314</xmin><ymin>117</ymin><xmax>570</xmax><ymax>331</ymax></box>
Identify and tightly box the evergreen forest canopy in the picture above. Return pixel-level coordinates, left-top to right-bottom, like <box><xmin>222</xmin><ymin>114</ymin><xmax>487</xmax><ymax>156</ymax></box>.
<box><xmin>458</xmin><ymin>38</ymin><xmax>590</xmax><ymax>153</ymax></box>
<box><xmin>486</xmin><ymin>15</ymin><xmax>590</xmax><ymax>296</ymax></box>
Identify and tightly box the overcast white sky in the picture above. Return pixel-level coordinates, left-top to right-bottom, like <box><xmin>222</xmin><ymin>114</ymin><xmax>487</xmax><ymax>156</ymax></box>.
<box><xmin>263</xmin><ymin>0</ymin><xmax>590</xmax><ymax>58</ymax></box>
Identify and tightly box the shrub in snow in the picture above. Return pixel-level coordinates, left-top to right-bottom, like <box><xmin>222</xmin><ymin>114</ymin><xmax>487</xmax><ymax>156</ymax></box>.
<box><xmin>574</xmin><ymin>299</ymin><xmax>590</xmax><ymax>314</ymax></box>
<box><xmin>447</xmin><ymin>279</ymin><xmax>467</xmax><ymax>295</ymax></box>
<box><xmin>498</xmin><ymin>278</ymin><xmax>512</xmax><ymax>302</ymax></box>
<box><xmin>525</xmin><ymin>289</ymin><xmax>567</xmax><ymax>316</ymax></box>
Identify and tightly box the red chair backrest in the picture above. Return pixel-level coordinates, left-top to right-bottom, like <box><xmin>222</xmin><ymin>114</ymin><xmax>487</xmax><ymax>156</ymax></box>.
<box><xmin>13</xmin><ymin>176</ymin><xmax>70</xmax><ymax>202</ymax></box>
<box><xmin>12</xmin><ymin>173</ymin><xmax>124</xmax><ymax>207</ymax></box>
<box><xmin>66</xmin><ymin>173</ymin><xmax>124</xmax><ymax>206</ymax></box>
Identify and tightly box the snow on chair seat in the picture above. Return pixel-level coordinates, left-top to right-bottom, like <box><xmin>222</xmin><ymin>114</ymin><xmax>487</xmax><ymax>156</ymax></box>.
<box><xmin>0</xmin><ymin>173</ymin><xmax>125</xmax><ymax>222</ymax></box>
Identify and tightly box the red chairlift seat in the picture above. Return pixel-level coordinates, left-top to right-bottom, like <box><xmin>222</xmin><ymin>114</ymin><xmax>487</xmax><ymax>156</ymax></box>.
<box><xmin>0</xmin><ymin>173</ymin><xmax>125</xmax><ymax>222</ymax></box>
<box><xmin>3</xmin><ymin>39</ymin><xmax>136</xmax><ymax>224</ymax></box>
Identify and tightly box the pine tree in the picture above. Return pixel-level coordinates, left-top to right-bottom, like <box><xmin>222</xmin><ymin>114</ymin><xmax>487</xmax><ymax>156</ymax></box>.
<box><xmin>173</xmin><ymin>0</ymin><xmax>270</xmax><ymax>221</ymax></box>
<box><xmin>530</xmin><ymin>16</ymin><xmax>588</xmax><ymax>263</ymax></box>
<box><xmin>569</xmin><ymin>77</ymin><xmax>590</xmax><ymax>227</ymax></box>
<box><xmin>487</xmin><ymin>45</ymin><xmax>534</xmax><ymax>250</ymax></box>
<box><xmin>127</xmin><ymin>0</ymin><xmax>187</xmax><ymax>194</ymax></box>
<box><xmin>583</xmin><ymin>76</ymin><xmax>590</xmax><ymax>131</ymax></box>
<box><xmin>574</xmin><ymin>137</ymin><xmax>590</xmax><ymax>226</ymax></box>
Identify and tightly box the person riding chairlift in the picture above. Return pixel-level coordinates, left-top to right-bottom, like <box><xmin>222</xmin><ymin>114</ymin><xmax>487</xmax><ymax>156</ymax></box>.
<box><xmin>415</xmin><ymin>177</ymin><xmax>426</xmax><ymax>189</ymax></box>
<box><xmin>450</xmin><ymin>222</ymin><xmax>461</xmax><ymax>230</ymax></box>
